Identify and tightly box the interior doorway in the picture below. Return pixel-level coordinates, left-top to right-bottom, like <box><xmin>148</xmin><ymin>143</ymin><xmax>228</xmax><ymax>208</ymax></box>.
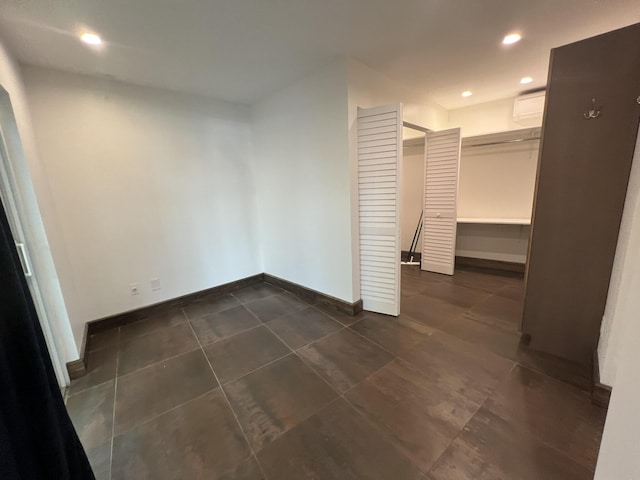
<box><xmin>401</xmin><ymin>125</ymin><xmax>462</xmax><ymax>276</ymax></box>
<box><xmin>400</xmin><ymin>124</ymin><xmax>427</xmax><ymax>267</ymax></box>
<box><xmin>357</xmin><ymin>103</ymin><xmax>536</xmax><ymax>319</ymax></box>
<box><xmin>356</xmin><ymin>104</ymin><xmax>461</xmax><ymax>316</ymax></box>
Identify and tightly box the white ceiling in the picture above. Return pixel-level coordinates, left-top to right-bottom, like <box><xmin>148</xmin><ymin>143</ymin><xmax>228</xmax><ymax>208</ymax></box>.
<box><xmin>0</xmin><ymin>0</ymin><xmax>638</xmax><ymax>109</ymax></box>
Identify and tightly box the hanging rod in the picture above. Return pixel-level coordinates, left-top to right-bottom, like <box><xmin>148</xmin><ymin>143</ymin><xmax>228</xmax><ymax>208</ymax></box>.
<box><xmin>463</xmin><ymin>137</ymin><xmax>540</xmax><ymax>148</ymax></box>
<box><xmin>403</xmin><ymin>121</ymin><xmax>432</xmax><ymax>133</ymax></box>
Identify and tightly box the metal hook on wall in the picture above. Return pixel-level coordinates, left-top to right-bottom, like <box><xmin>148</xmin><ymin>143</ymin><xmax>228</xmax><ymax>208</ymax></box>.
<box><xmin>584</xmin><ymin>98</ymin><xmax>602</xmax><ymax>119</ymax></box>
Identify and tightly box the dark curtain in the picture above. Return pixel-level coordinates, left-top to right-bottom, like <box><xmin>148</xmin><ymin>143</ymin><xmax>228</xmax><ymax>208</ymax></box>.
<box><xmin>0</xmin><ymin>200</ymin><xmax>94</xmax><ymax>479</ymax></box>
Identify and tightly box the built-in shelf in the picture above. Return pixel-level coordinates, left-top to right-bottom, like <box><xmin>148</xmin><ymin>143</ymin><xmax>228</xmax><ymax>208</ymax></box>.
<box><xmin>457</xmin><ymin>217</ymin><xmax>531</xmax><ymax>225</ymax></box>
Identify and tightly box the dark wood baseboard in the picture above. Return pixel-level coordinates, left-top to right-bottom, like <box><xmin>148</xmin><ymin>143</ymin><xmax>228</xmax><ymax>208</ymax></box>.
<box><xmin>592</xmin><ymin>349</ymin><xmax>612</xmax><ymax>408</ymax></box>
<box><xmin>455</xmin><ymin>256</ymin><xmax>526</xmax><ymax>274</ymax></box>
<box><xmin>87</xmin><ymin>273</ymin><xmax>264</xmax><ymax>334</ymax></box>
<box><xmin>69</xmin><ymin>272</ymin><xmax>361</xmax><ymax>379</ymax></box>
<box><xmin>263</xmin><ymin>273</ymin><xmax>363</xmax><ymax>316</ymax></box>
<box><xmin>401</xmin><ymin>250</ymin><xmax>422</xmax><ymax>262</ymax></box>
<box><xmin>66</xmin><ymin>359</ymin><xmax>86</xmax><ymax>380</ymax></box>
<box><xmin>70</xmin><ymin>273</ymin><xmax>265</xmax><ymax>376</ymax></box>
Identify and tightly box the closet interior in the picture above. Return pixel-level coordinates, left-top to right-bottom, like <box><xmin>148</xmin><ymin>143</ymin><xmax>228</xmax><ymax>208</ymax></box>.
<box><xmin>401</xmin><ymin>126</ymin><xmax>541</xmax><ymax>274</ymax></box>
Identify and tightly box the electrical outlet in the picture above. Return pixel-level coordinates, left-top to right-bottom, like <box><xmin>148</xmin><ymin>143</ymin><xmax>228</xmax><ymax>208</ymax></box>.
<box><xmin>129</xmin><ymin>283</ymin><xmax>140</xmax><ymax>295</ymax></box>
<box><xmin>151</xmin><ymin>278</ymin><xmax>161</xmax><ymax>291</ymax></box>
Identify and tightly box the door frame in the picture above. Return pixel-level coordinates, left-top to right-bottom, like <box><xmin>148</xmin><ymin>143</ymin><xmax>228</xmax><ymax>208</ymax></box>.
<box><xmin>0</xmin><ymin>87</ymin><xmax>70</xmax><ymax>388</ymax></box>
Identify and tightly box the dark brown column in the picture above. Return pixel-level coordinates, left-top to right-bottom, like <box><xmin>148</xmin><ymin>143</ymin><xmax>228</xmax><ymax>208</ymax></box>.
<box><xmin>523</xmin><ymin>23</ymin><xmax>640</xmax><ymax>366</ymax></box>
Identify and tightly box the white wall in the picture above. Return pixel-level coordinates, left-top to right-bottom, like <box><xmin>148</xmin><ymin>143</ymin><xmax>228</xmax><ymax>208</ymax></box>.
<box><xmin>23</xmin><ymin>66</ymin><xmax>261</xmax><ymax>349</ymax></box>
<box><xmin>458</xmin><ymin>142</ymin><xmax>539</xmax><ymax>221</ymax></box>
<box><xmin>456</xmin><ymin>224</ymin><xmax>530</xmax><ymax>264</ymax></box>
<box><xmin>594</xmin><ymin>135</ymin><xmax>640</xmax><ymax>475</ymax></box>
<box><xmin>348</xmin><ymin>59</ymin><xmax>449</xmax><ymax>132</ymax></box>
<box><xmin>448</xmin><ymin>96</ymin><xmax>541</xmax><ymax>137</ymax></box>
<box><xmin>445</xmin><ymin>99</ymin><xmax>542</xmax><ymax>264</ymax></box>
<box><xmin>0</xmin><ymin>39</ymin><xmax>77</xmax><ymax>373</ymax></box>
<box><xmin>597</xmin><ymin>130</ymin><xmax>640</xmax><ymax>387</ymax></box>
<box><xmin>252</xmin><ymin>59</ymin><xmax>355</xmax><ymax>302</ymax></box>
<box><xmin>347</xmin><ymin>58</ymin><xmax>448</xmax><ymax>294</ymax></box>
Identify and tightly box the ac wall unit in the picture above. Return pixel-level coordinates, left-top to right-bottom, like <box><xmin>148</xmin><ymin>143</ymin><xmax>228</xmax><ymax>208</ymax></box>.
<box><xmin>513</xmin><ymin>91</ymin><xmax>546</xmax><ymax>126</ymax></box>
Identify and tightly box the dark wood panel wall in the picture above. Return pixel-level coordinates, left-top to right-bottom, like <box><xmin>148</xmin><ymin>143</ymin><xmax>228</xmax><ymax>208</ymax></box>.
<box><xmin>522</xmin><ymin>23</ymin><xmax>640</xmax><ymax>367</ymax></box>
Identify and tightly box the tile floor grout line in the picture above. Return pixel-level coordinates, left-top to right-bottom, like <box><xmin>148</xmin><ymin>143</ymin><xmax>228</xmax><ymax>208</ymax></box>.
<box><xmin>237</xmin><ymin>291</ymin><xmax>344</xmax><ymax>342</ymax></box>
<box><xmin>240</xmin><ymin>302</ymin><xmax>359</xmax><ymax>419</ymax></box>
<box><xmin>247</xmin><ymin>299</ymin><xmax>364</xmax><ymax>403</ymax></box>
<box><xmin>330</xmin><ymin>349</ymin><xmax>492</xmax><ymax>478</ymax></box>
<box><xmin>191</xmin><ymin>320</ymin><xmax>266</xmax><ymax>348</ymax></box>
<box><xmin>247</xmin><ymin>298</ymin><xmax>348</xmax><ymax>400</ymax></box>
<box><xmin>294</xmin><ymin>344</ymin><xmax>396</xmax><ymax>400</ymax></box>
<box><xmin>230</xmin><ymin>301</ymin><xmax>366</xmax><ymax>472</ymax></box>
<box><xmin>82</xmin><ymin>273</ymin><xmax>598</xmax><ymax>477</ymax></box>
<box><xmin>218</xmin><ymin>351</ymin><xmax>294</xmax><ymax>387</ymax></box>
<box><xmin>308</xmin><ymin>303</ymin><xmax>361</xmax><ymax>328</ymax></box>
<box><xmin>84</xmin><ymin>343</ymin><xmax>118</xmax><ymax>355</ymax></box>
<box><xmin>192</xmin><ymin>300</ymin><xmax>346</xmax><ymax>388</ymax></box>
<box><xmin>118</xmin><ymin>309</ymin><xmax>187</xmax><ymax>330</ymax></box>
<box><xmin>288</xmin><ymin>322</ymin><xmax>347</xmax><ymax>352</ymax></box>
<box><xmin>406</xmin><ymin>298</ymin><xmax>592</xmax><ymax>392</ymax></box>
<box><xmin>381</xmin><ymin>307</ymin><xmax>526</xmax><ymax>372</ymax></box>
<box><xmin>106</xmin><ymin>321</ymin><xmax>225</xmax><ymax>439</ymax></box>
<box><xmin>180</xmin><ymin>306</ymin><xmax>272</xmax><ymax>480</ymax></box>
<box><xmin>474</xmin><ymin>364</ymin><xmax>604</xmax><ymax>469</ymax></box>
<box><xmin>285</xmin><ymin>317</ymin><xmax>402</xmax><ymax>397</ymax></box>
<box><xmin>108</xmin><ymin>327</ymin><xmax>120</xmax><ymax>480</ymax></box>
<box><xmin>346</xmin><ymin>319</ymin><xmax>407</xmax><ymax>360</ymax></box>
<box><xmin>337</xmin><ymin>356</ymin><xmax>401</xmax><ymax>396</ymax></box>
<box><xmin>229</xmin><ymin>287</ymin><xmax>284</xmax><ymax>305</ymax></box>
<box><xmin>347</xmin><ymin>308</ymin><xmax>521</xmax><ymax>380</ymax></box>
<box><xmin>116</xmin><ymin>344</ymin><xmax>203</xmax><ymax>380</ymax></box>
<box><xmin>239</xmin><ymin>303</ymin><xmax>297</xmax><ymax>351</ymax></box>
<box><xmin>206</xmin><ymin>302</ymin><xmax>350</xmax><ymax>386</ymax></box>
<box><xmin>242</xmin><ymin>302</ymin><xmax>306</xmax><ymax>326</ymax></box>
<box><xmin>112</xmin><ymin>388</ymin><xmax>220</xmax><ymax>437</ymax></box>
<box><xmin>423</xmin><ymin>360</ymin><xmax>519</xmax><ymax>477</ymax></box>
<box><xmin>67</xmin><ymin>376</ymin><xmax>117</xmax><ymax>399</ymax></box>
<box><xmin>292</xmin><ymin>349</ymin><xmax>348</xmax><ymax>399</ymax></box>
<box><xmin>314</xmin><ymin>300</ymin><xmax>516</xmax><ymax>477</ymax></box>
<box><xmin>182</xmin><ymin>300</ymin><xmax>242</xmax><ymax>322</ymax></box>
<box><xmin>511</xmin><ymin>361</ymin><xmax>593</xmax><ymax>397</ymax></box>
<box><xmin>115</xmin><ymin>313</ymin><xmax>197</xmax><ymax>345</ymax></box>
<box><xmin>327</xmin><ymin>375</ymin><xmax>437</xmax><ymax>477</ymax></box>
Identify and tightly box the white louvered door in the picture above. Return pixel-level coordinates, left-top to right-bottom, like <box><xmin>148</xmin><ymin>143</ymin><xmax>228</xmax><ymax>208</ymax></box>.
<box><xmin>357</xmin><ymin>104</ymin><xmax>402</xmax><ymax>316</ymax></box>
<box><xmin>422</xmin><ymin>128</ymin><xmax>461</xmax><ymax>275</ymax></box>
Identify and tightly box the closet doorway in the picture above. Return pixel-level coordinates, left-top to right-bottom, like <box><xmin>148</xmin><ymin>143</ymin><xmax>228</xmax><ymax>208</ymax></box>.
<box><xmin>401</xmin><ymin>124</ymin><xmax>462</xmax><ymax>276</ymax></box>
<box><xmin>356</xmin><ymin>104</ymin><xmax>461</xmax><ymax>316</ymax></box>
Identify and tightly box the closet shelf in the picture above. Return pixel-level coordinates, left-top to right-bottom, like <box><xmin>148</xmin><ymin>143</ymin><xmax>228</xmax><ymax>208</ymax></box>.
<box><xmin>457</xmin><ymin>217</ymin><xmax>531</xmax><ymax>225</ymax></box>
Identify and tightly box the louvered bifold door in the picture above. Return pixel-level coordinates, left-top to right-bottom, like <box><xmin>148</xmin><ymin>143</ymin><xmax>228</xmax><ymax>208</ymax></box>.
<box><xmin>421</xmin><ymin>128</ymin><xmax>461</xmax><ymax>275</ymax></box>
<box><xmin>357</xmin><ymin>104</ymin><xmax>402</xmax><ymax>316</ymax></box>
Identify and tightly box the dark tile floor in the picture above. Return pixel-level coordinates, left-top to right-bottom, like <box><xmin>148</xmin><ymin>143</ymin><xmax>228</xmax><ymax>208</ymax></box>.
<box><xmin>66</xmin><ymin>267</ymin><xmax>606</xmax><ymax>480</ymax></box>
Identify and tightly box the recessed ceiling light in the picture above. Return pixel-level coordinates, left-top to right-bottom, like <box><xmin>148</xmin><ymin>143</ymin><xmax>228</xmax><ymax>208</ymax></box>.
<box><xmin>520</xmin><ymin>76</ymin><xmax>533</xmax><ymax>84</ymax></box>
<box><xmin>503</xmin><ymin>33</ymin><xmax>522</xmax><ymax>45</ymax></box>
<box><xmin>80</xmin><ymin>32</ymin><xmax>102</xmax><ymax>46</ymax></box>
<box><xmin>461</xmin><ymin>91</ymin><xmax>473</xmax><ymax>97</ymax></box>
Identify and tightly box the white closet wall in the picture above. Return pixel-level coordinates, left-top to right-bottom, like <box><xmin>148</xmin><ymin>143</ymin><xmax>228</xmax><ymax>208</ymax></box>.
<box><xmin>458</xmin><ymin>135</ymin><xmax>539</xmax><ymax>221</ymax></box>
<box><xmin>455</xmin><ymin>129</ymin><xmax>539</xmax><ymax>264</ymax></box>
<box><xmin>400</xmin><ymin>146</ymin><xmax>425</xmax><ymax>253</ymax></box>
